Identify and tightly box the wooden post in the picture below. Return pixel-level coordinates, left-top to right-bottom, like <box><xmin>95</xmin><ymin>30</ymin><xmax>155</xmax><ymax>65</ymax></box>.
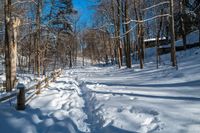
<box><xmin>3</xmin><ymin>81</ymin><xmax>6</xmax><ymax>91</ymax></box>
<box><xmin>58</xmin><ymin>69</ymin><xmax>61</xmax><ymax>77</ymax></box>
<box><xmin>53</xmin><ymin>70</ymin><xmax>58</xmax><ymax>81</ymax></box>
<box><xmin>44</xmin><ymin>77</ymin><xmax>49</xmax><ymax>88</ymax></box>
<box><xmin>52</xmin><ymin>73</ymin><xmax>56</xmax><ymax>82</ymax></box>
<box><xmin>36</xmin><ymin>82</ymin><xmax>41</xmax><ymax>94</ymax></box>
<box><xmin>17</xmin><ymin>83</ymin><xmax>25</xmax><ymax>110</ymax></box>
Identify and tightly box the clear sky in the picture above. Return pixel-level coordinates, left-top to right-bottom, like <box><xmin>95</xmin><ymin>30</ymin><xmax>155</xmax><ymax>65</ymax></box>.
<box><xmin>72</xmin><ymin>0</ymin><xmax>98</xmax><ymax>27</ymax></box>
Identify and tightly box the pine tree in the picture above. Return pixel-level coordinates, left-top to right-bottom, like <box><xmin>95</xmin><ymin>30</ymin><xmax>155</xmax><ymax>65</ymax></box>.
<box><xmin>50</xmin><ymin>0</ymin><xmax>74</xmax><ymax>32</ymax></box>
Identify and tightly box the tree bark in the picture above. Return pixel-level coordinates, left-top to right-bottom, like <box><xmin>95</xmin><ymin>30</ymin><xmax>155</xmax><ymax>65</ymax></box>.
<box><xmin>169</xmin><ymin>0</ymin><xmax>177</xmax><ymax>67</ymax></box>
<box><xmin>133</xmin><ymin>0</ymin><xmax>144</xmax><ymax>69</ymax></box>
<box><xmin>112</xmin><ymin>0</ymin><xmax>122</xmax><ymax>68</ymax></box>
<box><xmin>117</xmin><ymin>0</ymin><xmax>122</xmax><ymax>68</ymax></box>
<box><xmin>156</xmin><ymin>9</ymin><xmax>164</xmax><ymax>69</ymax></box>
<box><xmin>125</xmin><ymin>0</ymin><xmax>131</xmax><ymax>68</ymax></box>
<box><xmin>36</xmin><ymin>0</ymin><xmax>41</xmax><ymax>76</ymax></box>
<box><xmin>180</xmin><ymin>0</ymin><xmax>187</xmax><ymax>50</ymax></box>
<box><xmin>4</xmin><ymin>0</ymin><xmax>19</xmax><ymax>91</ymax></box>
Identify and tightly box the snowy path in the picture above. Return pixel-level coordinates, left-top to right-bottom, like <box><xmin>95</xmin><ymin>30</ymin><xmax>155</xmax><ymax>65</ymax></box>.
<box><xmin>0</xmin><ymin>65</ymin><xmax>200</xmax><ymax>133</ymax></box>
<box><xmin>66</xmin><ymin>54</ymin><xmax>200</xmax><ymax>133</ymax></box>
<box><xmin>79</xmin><ymin>83</ymin><xmax>104</xmax><ymax>133</ymax></box>
<box><xmin>0</xmin><ymin>49</ymin><xmax>200</xmax><ymax>133</ymax></box>
<box><xmin>68</xmin><ymin>68</ymin><xmax>162</xmax><ymax>133</ymax></box>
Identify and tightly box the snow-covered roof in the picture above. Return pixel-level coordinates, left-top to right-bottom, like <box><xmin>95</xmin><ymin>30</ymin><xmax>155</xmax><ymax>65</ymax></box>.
<box><xmin>144</xmin><ymin>37</ymin><xmax>166</xmax><ymax>42</ymax></box>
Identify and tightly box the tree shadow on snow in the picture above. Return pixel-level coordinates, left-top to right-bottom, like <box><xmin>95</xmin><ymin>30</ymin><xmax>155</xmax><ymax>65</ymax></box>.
<box><xmin>0</xmin><ymin>105</ymin><xmax>84</xmax><ymax>133</ymax></box>
<box><xmin>90</xmin><ymin>79</ymin><xmax>200</xmax><ymax>88</ymax></box>
<box><xmin>92</xmin><ymin>90</ymin><xmax>200</xmax><ymax>101</ymax></box>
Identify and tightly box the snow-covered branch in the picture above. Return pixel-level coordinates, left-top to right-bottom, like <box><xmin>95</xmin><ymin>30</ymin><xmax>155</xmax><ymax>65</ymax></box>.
<box><xmin>94</xmin><ymin>13</ymin><xmax>170</xmax><ymax>39</ymax></box>
<box><xmin>123</xmin><ymin>19</ymin><xmax>141</xmax><ymax>25</ymax></box>
<box><xmin>12</xmin><ymin>0</ymin><xmax>38</xmax><ymax>6</ymax></box>
<box><xmin>142</xmin><ymin>1</ymin><xmax>170</xmax><ymax>11</ymax></box>
<box><xmin>111</xmin><ymin>24</ymin><xmax>138</xmax><ymax>39</ymax></box>
<box><xmin>123</xmin><ymin>14</ymin><xmax>170</xmax><ymax>25</ymax></box>
<box><xmin>93</xmin><ymin>23</ymin><xmax>114</xmax><ymax>30</ymax></box>
<box><xmin>143</xmin><ymin>14</ymin><xmax>170</xmax><ymax>23</ymax></box>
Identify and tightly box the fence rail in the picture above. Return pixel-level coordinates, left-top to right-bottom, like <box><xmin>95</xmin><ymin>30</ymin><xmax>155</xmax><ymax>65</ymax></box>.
<box><xmin>0</xmin><ymin>69</ymin><xmax>62</xmax><ymax>107</ymax></box>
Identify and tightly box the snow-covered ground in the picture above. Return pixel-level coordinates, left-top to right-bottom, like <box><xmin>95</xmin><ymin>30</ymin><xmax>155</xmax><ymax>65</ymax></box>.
<box><xmin>176</xmin><ymin>30</ymin><xmax>199</xmax><ymax>46</ymax></box>
<box><xmin>0</xmin><ymin>47</ymin><xmax>200</xmax><ymax>133</ymax></box>
<box><xmin>0</xmin><ymin>74</ymin><xmax>90</xmax><ymax>133</ymax></box>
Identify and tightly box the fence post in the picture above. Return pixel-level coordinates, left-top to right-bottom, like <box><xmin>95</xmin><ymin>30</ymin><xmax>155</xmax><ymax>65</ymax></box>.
<box><xmin>58</xmin><ymin>69</ymin><xmax>61</xmax><ymax>77</ymax></box>
<box><xmin>45</xmin><ymin>77</ymin><xmax>49</xmax><ymax>88</ymax></box>
<box><xmin>3</xmin><ymin>81</ymin><xmax>6</xmax><ymax>91</ymax></box>
<box><xmin>17</xmin><ymin>83</ymin><xmax>25</xmax><ymax>110</ymax></box>
<box><xmin>53</xmin><ymin>73</ymin><xmax>56</xmax><ymax>82</ymax></box>
<box><xmin>36</xmin><ymin>82</ymin><xmax>41</xmax><ymax>95</ymax></box>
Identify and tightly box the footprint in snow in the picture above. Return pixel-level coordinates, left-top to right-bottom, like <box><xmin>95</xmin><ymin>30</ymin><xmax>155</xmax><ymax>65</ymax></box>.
<box><xmin>140</xmin><ymin>117</ymin><xmax>160</xmax><ymax>133</ymax></box>
<box><xmin>117</xmin><ymin>106</ymin><xmax>124</xmax><ymax>113</ymax></box>
<box><xmin>129</xmin><ymin>106</ymin><xmax>159</xmax><ymax>116</ymax></box>
<box><xmin>129</xmin><ymin>97</ymin><xmax>137</xmax><ymax>101</ymax></box>
<box><xmin>104</xmin><ymin>96</ymin><xmax>110</xmax><ymax>101</ymax></box>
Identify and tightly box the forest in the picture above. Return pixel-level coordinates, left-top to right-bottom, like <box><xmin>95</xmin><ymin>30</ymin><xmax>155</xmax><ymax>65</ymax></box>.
<box><xmin>0</xmin><ymin>0</ymin><xmax>200</xmax><ymax>133</ymax></box>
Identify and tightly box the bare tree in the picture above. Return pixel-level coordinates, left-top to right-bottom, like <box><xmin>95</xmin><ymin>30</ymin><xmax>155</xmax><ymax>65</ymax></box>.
<box><xmin>4</xmin><ymin>0</ymin><xmax>21</xmax><ymax>91</ymax></box>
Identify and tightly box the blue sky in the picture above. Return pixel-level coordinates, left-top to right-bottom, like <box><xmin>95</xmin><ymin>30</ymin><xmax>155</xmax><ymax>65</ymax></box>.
<box><xmin>42</xmin><ymin>0</ymin><xmax>97</xmax><ymax>28</ymax></box>
<box><xmin>72</xmin><ymin>0</ymin><xmax>97</xmax><ymax>27</ymax></box>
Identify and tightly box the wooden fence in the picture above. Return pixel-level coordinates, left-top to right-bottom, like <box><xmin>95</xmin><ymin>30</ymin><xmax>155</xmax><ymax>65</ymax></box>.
<box><xmin>0</xmin><ymin>69</ymin><xmax>62</xmax><ymax>110</ymax></box>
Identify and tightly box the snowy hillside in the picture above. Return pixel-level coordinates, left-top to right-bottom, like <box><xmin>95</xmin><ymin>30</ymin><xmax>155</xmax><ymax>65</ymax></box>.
<box><xmin>176</xmin><ymin>30</ymin><xmax>199</xmax><ymax>46</ymax></box>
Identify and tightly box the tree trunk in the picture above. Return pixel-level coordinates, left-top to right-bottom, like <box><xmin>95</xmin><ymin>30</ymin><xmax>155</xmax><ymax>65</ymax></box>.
<box><xmin>125</xmin><ymin>0</ymin><xmax>132</xmax><ymax>68</ymax></box>
<box><xmin>133</xmin><ymin>0</ymin><xmax>144</xmax><ymax>69</ymax></box>
<box><xmin>139</xmin><ymin>12</ymin><xmax>145</xmax><ymax>61</ymax></box>
<box><xmin>169</xmin><ymin>0</ymin><xmax>177</xmax><ymax>67</ymax></box>
<box><xmin>112</xmin><ymin>0</ymin><xmax>122</xmax><ymax>68</ymax></box>
<box><xmin>28</xmin><ymin>26</ymin><xmax>32</xmax><ymax>73</ymax></box>
<box><xmin>121</xmin><ymin>1</ymin><xmax>127</xmax><ymax>66</ymax></box>
<box><xmin>156</xmin><ymin>9</ymin><xmax>164</xmax><ymax>69</ymax></box>
<box><xmin>139</xmin><ymin>24</ymin><xmax>144</xmax><ymax>69</ymax></box>
<box><xmin>198</xmin><ymin>23</ymin><xmax>200</xmax><ymax>45</ymax></box>
<box><xmin>180</xmin><ymin>0</ymin><xmax>187</xmax><ymax>50</ymax></box>
<box><xmin>4</xmin><ymin>0</ymin><xmax>19</xmax><ymax>91</ymax></box>
<box><xmin>82</xmin><ymin>50</ymin><xmax>85</xmax><ymax>66</ymax></box>
<box><xmin>137</xmin><ymin>27</ymin><xmax>144</xmax><ymax>69</ymax></box>
<box><xmin>36</xmin><ymin>0</ymin><xmax>41</xmax><ymax>76</ymax></box>
<box><xmin>69</xmin><ymin>50</ymin><xmax>72</xmax><ymax>68</ymax></box>
<box><xmin>117</xmin><ymin>0</ymin><xmax>122</xmax><ymax>68</ymax></box>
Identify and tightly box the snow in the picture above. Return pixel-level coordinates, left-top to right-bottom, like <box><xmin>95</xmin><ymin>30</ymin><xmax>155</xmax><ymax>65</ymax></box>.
<box><xmin>161</xmin><ymin>30</ymin><xmax>199</xmax><ymax>48</ymax></box>
<box><xmin>176</xmin><ymin>30</ymin><xmax>199</xmax><ymax>46</ymax></box>
<box><xmin>0</xmin><ymin>33</ymin><xmax>200</xmax><ymax>132</ymax></box>
<box><xmin>0</xmin><ymin>75</ymin><xmax>90</xmax><ymax>133</ymax></box>
<box><xmin>144</xmin><ymin>37</ymin><xmax>166</xmax><ymax>42</ymax></box>
<box><xmin>66</xmin><ymin>50</ymin><xmax>200</xmax><ymax>133</ymax></box>
<box><xmin>0</xmin><ymin>48</ymin><xmax>200</xmax><ymax>132</ymax></box>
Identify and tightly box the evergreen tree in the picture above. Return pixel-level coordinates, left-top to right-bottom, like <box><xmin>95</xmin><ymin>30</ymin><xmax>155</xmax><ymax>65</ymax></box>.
<box><xmin>50</xmin><ymin>0</ymin><xmax>74</xmax><ymax>33</ymax></box>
